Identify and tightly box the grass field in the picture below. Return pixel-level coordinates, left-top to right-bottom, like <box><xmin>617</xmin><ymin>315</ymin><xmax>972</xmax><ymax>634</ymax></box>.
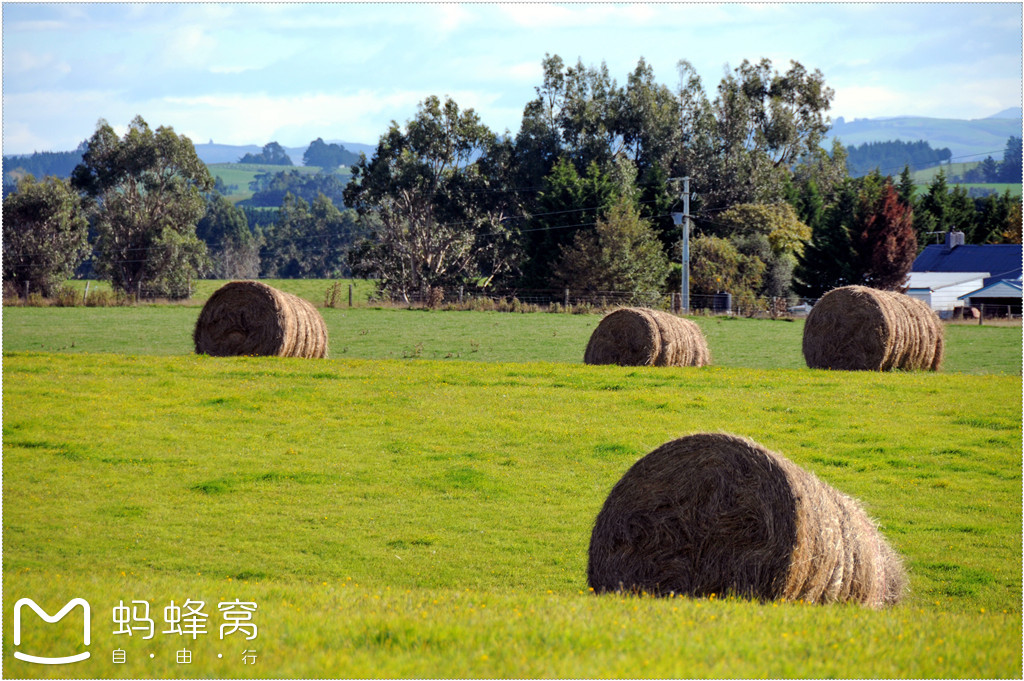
<box><xmin>911</xmin><ymin>162</ymin><xmax>979</xmax><ymax>184</ymax></box>
<box><xmin>206</xmin><ymin>164</ymin><xmax>350</xmax><ymax>204</ymax></box>
<box><xmin>2</xmin><ymin>305</ymin><xmax>1021</xmax><ymax>375</ymax></box>
<box><xmin>921</xmin><ymin>182</ymin><xmax>1023</xmax><ymax>199</ymax></box>
<box><xmin>960</xmin><ymin>182</ymin><xmax>1023</xmax><ymax>198</ymax></box>
<box><xmin>909</xmin><ymin>163</ymin><xmax>1022</xmax><ymax>198</ymax></box>
<box><xmin>2</xmin><ymin>300</ymin><xmax>1021</xmax><ymax>677</ymax></box>
<box><xmin>2</xmin><ymin>352</ymin><xmax>1020</xmax><ymax>677</ymax></box>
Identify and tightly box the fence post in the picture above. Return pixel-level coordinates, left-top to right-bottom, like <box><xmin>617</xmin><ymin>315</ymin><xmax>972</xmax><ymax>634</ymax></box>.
<box><xmin>979</xmin><ymin>304</ymin><xmax>984</xmax><ymax>326</ymax></box>
<box><xmin>564</xmin><ymin>288</ymin><xmax>570</xmax><ymax>307</ymax></box>
<box><xmin>83</xmin><ymin>281</ymin><xmax>91</xmax><ymax>305</ymax></box>
<box><xmin>136</xmin><ymin>280</ymin><xmax>142</xmax><ymax>303</ymax></box>
<box><xmin>459</xmin><ymin>285</ymin><xmax>464</xmax><ymax>304</ymax></box>
<box><xmin>348</xmin><ymin>284</ymin><xmax>353</xmax><ymax>308</ymax></box>
<box><xmin>23</xmin><ymin>280</ymin><xmax>29</xmax><ymax>301</ymax></box>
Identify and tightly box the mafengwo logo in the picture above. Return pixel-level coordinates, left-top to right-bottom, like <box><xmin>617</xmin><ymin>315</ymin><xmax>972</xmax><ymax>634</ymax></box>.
<box><xmin>13</xmin><ymin>598</ymin><xmax>92</xmax><ymax>664</ymax></box>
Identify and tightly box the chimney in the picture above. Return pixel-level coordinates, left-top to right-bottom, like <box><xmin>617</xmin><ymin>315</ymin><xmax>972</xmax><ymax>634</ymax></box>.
<box><xmin>945</xmin><ymin>230</ymin><xmax>965</xmax><ymax>251</ymax></box>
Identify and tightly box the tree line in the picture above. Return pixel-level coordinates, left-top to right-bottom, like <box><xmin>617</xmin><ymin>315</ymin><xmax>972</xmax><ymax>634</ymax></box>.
<box><xmin>844</xmin><ymin>140</ymin><xmax>952</xmax><ymax>178</ymax></box>
<box><xmin>954</xmin><ymin>136</ymin><xmax>1023</xmax><ymax>184</ymax></box>
<box><xmin>341</xmin><ymin>55</ymin><xmax>1020</xmax><ymax>306</ymax></box>
<box><xmin>3</xmin><ymin>55</ymin><xmax>1021</xmax><ymax>304</ymax></box>
<box><xmin>243</xmin><ymin>169</ymin><xmax>348</xmax><ymax>208</ymax></box>
<box><xmin>2</xmin><ymin>146</ymin><xmax>86</xmax><ymax>193</ymax></box>
<box><xmin>2</xmin><ymin>137</ymin><xmax>360</xmax><ymax>197</ymax></box>
<box><xmin>2</xmin><ymin>120</ymin><xmax>371</xmax><ymax>297</ymax></box>
<box><xmin>235</xmin><ymin>138</ymin><xmax>360</xmax><ymax>169</ymax></box>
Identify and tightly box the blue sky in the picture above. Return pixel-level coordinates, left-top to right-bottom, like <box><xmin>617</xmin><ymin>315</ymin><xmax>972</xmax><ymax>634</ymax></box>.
<box><xmin>2</xmin><ymin>2</ymin><xmax>1021</xmax><ymax>155</ymax></box>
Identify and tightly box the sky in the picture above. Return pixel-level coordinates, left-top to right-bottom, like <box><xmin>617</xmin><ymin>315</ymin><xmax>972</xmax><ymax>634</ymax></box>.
<box><xmin>2</xmin><ymin>1</ymin><xmax>1022</xmax><ymax>155</ymax></box>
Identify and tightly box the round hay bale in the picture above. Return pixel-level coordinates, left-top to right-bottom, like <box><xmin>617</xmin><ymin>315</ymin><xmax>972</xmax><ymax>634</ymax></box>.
<box><xmin>587</xmin><ymin>433</ymin><xmax>906</xmax><ymax>607</ymax></box>
<box><xmin>194</xmin><ymin>281</ymin><xmax>328</xmax><ymax>358</ymax></box>
<box><xmin>802</xmin><ymin>285</ymin><xmax>944</xmax><ymax>371</ymax></box>
<box><xmin>905</xmin><ymin>296</ymin><xmax>945</xmax><ymax>371</ymax></box>
<box><xmin>583</xmin><ymin>307</ymin><xmax>710</xmax><ymax>367</ymax></box>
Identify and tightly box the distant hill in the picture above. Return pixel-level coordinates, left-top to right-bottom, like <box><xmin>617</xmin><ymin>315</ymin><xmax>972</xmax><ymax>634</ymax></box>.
<box><xmin>2</xmin><ymin>139</ymin><xmax>375</xmax><ymax>190</ymax></box>
<box><xmin>988</xmin><ymin>107</ymin><xmax>1023</xmax><ymax>120</ymax></box>
<box><xmin>3</xmin><ymin>148</ymin><xmax>84</xmax><ymax>185</ymax></box>
<box><xmin>824</xmin><ymin>113</ymin><xmax>1021</xmax><ymax>164</ymax></box>
<box><xmin>324</xmin><ymin>140</ymin><xmax>376</xmax><ymax>158</ymax></box>
<box><xmin>192</xmin><ymin>140</ymin><xmax>375</xmax><ymax>166</ymax></box>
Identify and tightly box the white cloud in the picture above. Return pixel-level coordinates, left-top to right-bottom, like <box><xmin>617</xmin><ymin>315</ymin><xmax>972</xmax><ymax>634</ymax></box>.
<box><xmin>838</xmin><ymin>58</ymin><xmax>872</xmax><ymax>69</ymax></box>
<box><xmin>1</xmin><ymin>80</ymin><xmax>517</xmax><ymax>154</ymax></box>
<box><xmin>6</xmin><ymin>19</ymin><xmax>70</xmax><ymax>31</ymax></box>
<box><xmin>4</xmin><ymin>49</ymin><xmax>71</xmax><ymax>77</ymax></box>
<box><xmin>1</xmin><ymin>121</ymin><xmax>58</xmax><ymax>155</ymax></box>
<box><xmin>831</xmin><ymin>85</ymin><xmax>916</xmax><ymax>119</ymax></box>
<box><xmin>445</xmin><ymin>56</ymin><xmax>542</xmax><ymax>86</ymax></box>
<box><xmin>2</xmin><ymin>2</ymin><xmax>1019</xmax><ymax>153</ymax></box>
<box><xmin>152</xmin><ymin>87</ymin><xmax>520</xmax><ymax>146</ymax></box>
<box><xmin>505</xmin><ymin>61</ymin><xmax>543</xmax><ymax>84</ymax></box>
<box><xmin>433</xmin><ymin>3</ymin><xmax>474</xmax><ymax>34</ymax></box>
<box><xmin>496</xmin><ymin>3</ymin><xmax>666</xmax><ymax>29</ymax></box>
<box><xmin>156</xmin><ymin>90</ymin><xmax>434</xmax><ymax>145</ymax></box>
<box><xmin>2</xmin><ymin>90</ymin><xmax>120</xmax><ymax>153</ymax></box>
<box><xmin>208</xmin><ymin>65</ymin><xmax>254</xmax><ymax>75</ymax></box>
<box><xmin>160</xmin><ymin>25</ymin><xmax>217</xmax><ymax>70</ymax></box>
<box><xmin>830</xmin><ymin>78</ymin><xmax>1017</xmax><ymax>122</ymax></box>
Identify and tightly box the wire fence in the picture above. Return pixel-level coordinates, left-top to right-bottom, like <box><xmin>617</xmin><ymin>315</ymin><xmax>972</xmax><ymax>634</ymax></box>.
<box><xmin>950</xmin><ymin>303</ymin><xmax>1022</xmax><ymax>323</ymax></box>
<box><xmin>365</xmin><ymin>286</ymin><xmax>1021</xmax><ymax>321</ymax></box>
<box><xmin>365</xmin><ymin>286</ymin><xmax>821</xmax><ymax>318</ymax></box>
<box><xmin>6</xmin><ymin>278</ymin><xmax>1020</xmax><ymax>323</ymax></box>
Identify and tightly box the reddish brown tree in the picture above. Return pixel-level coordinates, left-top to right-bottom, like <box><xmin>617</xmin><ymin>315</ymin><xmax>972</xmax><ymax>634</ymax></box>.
<box><xmin>855</xmin><ymin>180</ymin><xmax>917</xmax><ymax>291</ymax></box>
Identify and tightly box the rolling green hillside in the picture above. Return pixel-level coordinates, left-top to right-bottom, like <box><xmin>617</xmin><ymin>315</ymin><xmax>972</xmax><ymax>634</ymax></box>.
<box><xmin>207</xmin><ymin>163</ymin><xmax>351</xmax><ymax>204</ymax></box>
<box><xmin>907</xmin><ymin>163</ymin><xmax>1022</xmax><ymax>197</ymax></box>
<box><xmin>826</xmin><ymin>116</ymin><xmax>1020</xmax><ymax>164</ymax></box>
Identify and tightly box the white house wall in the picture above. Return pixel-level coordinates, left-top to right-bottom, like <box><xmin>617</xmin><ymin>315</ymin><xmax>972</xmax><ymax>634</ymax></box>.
<box><xmin>906</xmin><ymin>272</ymin><xmax>988</xmax><ymax>316</ymax></box>
<box><xmin>907</xmin><ymin>289</ymin><xmax>932</xmax><ymax>306</ymax></box>
<box><xmin>929</xmin><ymin>280</ymin><xmax>985</xmax><ymax>314</ymax></box>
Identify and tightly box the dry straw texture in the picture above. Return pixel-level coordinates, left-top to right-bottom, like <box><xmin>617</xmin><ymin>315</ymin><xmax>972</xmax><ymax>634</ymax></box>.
<box><xmin>587</xmin><ymin>433</ymin><xmax>906</xmax><ymax>608</ymax></box>
<box><xmin>584</xmin><ymin>307</ymin><xmax>710</xmax><ymax>367</ymax></box>
<box><xmin>802</xmin><ymin>285</ymin><xmax>944</xmax><ymax>371</ymax></box>
<box><xmin>194</xmin><ymin>281</ymin><xmax>328</xmax><ymax>358</ymax></box>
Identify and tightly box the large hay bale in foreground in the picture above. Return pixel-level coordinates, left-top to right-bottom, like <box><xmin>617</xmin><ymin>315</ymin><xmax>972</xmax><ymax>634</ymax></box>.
<box><xmin>587</xmin><ymin>433</ymin><xmax>906</xmax><ymax>608</ymax></box>
<box><xmin>584</xmin><ymin>307</ymin><xmax>710</xmax><ymax>367</ymax></box>
<box><xmin>802</xmin><ymin>285</ymin><xmax>944</xmax><ymax>371</ymax></box>
<box><xmin>194</xmin><ymin>281</ymin><xmax>328</xmax><ymax>358</ymax></box>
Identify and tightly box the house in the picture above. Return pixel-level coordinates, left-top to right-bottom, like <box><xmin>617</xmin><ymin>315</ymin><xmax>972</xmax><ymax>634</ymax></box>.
<box><xmin>907</xmin><ymin>231</ymin><xmax>1022</xmax><ymax>317</ymax></box>
<box><xmin>958</xmin><ymin>278</ymin><xmax>1023</xmax><ymax>316</ymax></box>
<box><xmin>907</xmin><ymin>272</ymin><xmax>989</xmax><ymax>313</ymax></box>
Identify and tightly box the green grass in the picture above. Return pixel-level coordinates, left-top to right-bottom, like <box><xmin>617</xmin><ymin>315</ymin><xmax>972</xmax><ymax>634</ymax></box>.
<box><xmin>911</xmin><ymin>162</ymin><xmax>979</xmax><ymax>184</ymax></box>
<box><xmin>911</xmin><ymin>181</ymin><xmax>1022</xmax><ymax>199</ymax></box>
<box><xmin>3</xmin><ymin>305</ymin><xmax>1020</xmax><ymax>374</ymax></box>
<box><xmin>956</xmin><ymin>182</ymin><xmax>1023</xmax><ymax>198</ymax></box>
<box><xmin>206</xmin><ymin>164</ymin><xmax>350</xmax><ymax>204</ymax></box>
<box><xmin>2</xmin><ymin>295</ymin><xmax>1021</xmax><ymax>675</ymax></box>
<box><xmin>908</xmin><ymin>163</ymin><xmax>1022</xmax><ymax>197</ymax></box>
<box><xmin>2</xmin><ymin>353</ymin><xmax>1020</xmax><ymax>677</ymax></box>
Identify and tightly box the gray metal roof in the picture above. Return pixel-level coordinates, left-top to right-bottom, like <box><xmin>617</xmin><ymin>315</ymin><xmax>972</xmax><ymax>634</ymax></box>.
<box><xmin>958</xmin><ymin>279</ymin><xmax>1023</xmax><ymax>300</ymax></box>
